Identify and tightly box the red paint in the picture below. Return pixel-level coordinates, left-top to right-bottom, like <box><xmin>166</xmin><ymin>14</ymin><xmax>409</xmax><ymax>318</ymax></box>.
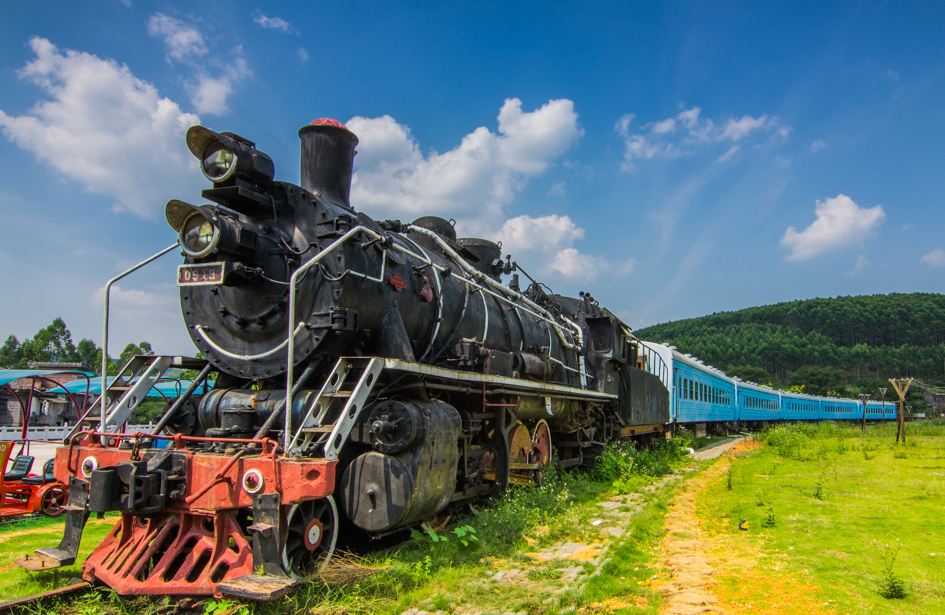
<box><xmin>55</xmin><ymin>446</ymin><xmax>336</xmax><ymax>513</ymax></box>
<box><xmin>309</xmin><ymin>118</ymin><xmax>348</xmax><ymax>129</ymax></box>
<box><xmin>387</xmin><ymin>273</ymin><xmax>408</xmax><ymax>292</ymax></box>
<box><xmin>83</xmin><ymin>511</ymin><xmax>253</xmax><ymax>597</ymax></box>
<box><xmin>420</xmin><ymin>276</ymin><xmax>434</xmax><ymax>303</ymax></box>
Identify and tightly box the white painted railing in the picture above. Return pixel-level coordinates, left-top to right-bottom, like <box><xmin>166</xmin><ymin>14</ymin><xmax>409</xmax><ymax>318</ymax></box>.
<box><xmin>0</xmin><ymin>424</ymin><xmax>156</xmax><ymax>442</ymax></box>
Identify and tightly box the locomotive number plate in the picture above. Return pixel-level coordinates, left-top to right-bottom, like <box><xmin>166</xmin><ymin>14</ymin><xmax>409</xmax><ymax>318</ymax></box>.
<box><xmin>177</xmin><ymin>262</ymin><xmax>225</xmax><ymax>286</ymax></box>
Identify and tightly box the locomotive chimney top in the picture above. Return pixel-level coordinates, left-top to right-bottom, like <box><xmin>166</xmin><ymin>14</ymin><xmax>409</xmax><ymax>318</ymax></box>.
<box><xmin>298</xmin><ymin>118</ymin><xmax>358</xmax><ymax>209</ymax></box>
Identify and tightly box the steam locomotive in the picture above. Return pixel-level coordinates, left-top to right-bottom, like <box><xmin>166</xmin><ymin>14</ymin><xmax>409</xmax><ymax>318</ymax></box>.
<box><xmin>21</xmin><ymin>119</ymin><xmax>669</xmax><ymax>600</ymax></box>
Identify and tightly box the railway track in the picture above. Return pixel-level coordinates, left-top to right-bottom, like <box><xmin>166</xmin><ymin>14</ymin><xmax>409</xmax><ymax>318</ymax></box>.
<box><xmin>0</xmin><ymin>582</ymin><xmax>90</xmax><ymax>613</ymax></box>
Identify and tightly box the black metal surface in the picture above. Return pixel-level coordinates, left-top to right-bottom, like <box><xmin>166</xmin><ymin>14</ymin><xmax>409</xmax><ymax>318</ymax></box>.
<box><xmin>340</xmin><ymin>399</ymin><xmax>461</xmax><ymax>532</ymax></box>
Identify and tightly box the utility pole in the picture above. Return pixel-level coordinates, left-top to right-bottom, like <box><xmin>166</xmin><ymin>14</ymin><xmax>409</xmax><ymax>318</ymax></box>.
<box><xmin>859</xmin><ymin>393</ymin><xmax>871</xmax><ymax>432</ymax></box>
<box><xmin>889</xmin><ymin>378</ymin><xmax>913</xmax><ymax>444</ymax></box>
<box><xmin>878</xmin><ymin>387</ymin><xmax>887</xmax><ymax>426</ymax></box>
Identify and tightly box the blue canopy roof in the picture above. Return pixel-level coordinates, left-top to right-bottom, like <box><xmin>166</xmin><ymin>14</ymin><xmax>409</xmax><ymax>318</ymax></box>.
<box><xmin>59</xmin><ymin>377</ymin><xmax>211</xmax><ymax>398</ymax></box>
<box><xmin>0</xmin><ymin>369</ymin><xmax>94</xmax><ymax>388</ymax></box>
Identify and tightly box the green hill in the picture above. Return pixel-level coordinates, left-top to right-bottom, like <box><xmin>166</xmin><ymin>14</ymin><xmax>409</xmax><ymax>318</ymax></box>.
<box><xmin>634</xmin><ymin>293</ymin><xmax>945</xmax><ymax>403</ymax></box>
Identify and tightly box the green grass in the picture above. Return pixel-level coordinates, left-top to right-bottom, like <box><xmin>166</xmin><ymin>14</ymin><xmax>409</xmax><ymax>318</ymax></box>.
<box><xmin>699</xmin><ymin>420</ymin><xmax>945</xmax><ymax>614</ymax></box>
<box><xmin>0</xmin><ymin>514</ymin><xmax>117</xmax><ymax>602</ymax></box>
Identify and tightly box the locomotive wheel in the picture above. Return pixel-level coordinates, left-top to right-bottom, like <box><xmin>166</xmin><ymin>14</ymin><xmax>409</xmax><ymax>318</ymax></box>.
<box><xmin>531</xmin><ymin>420</ymin><xmax>553</xmax><ymax>484</ymax></box>
<box><xmin>40</xmin><ymin>485</ymin><xmax>67</xmax><ymax>517</ymax></box>
<box><xmin>282</xmin><ymin>496</ymin><xmax>339</xmax><ymax>579</ymax></box>
<box><xmin>508</xmin><ymin>422</ymin><xmax>539</xmax><ymax>485</ymax></box>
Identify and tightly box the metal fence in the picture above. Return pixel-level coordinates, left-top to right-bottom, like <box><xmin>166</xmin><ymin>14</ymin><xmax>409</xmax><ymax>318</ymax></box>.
<box><xmin>0</xmin><ymin>424</ymin><xmax>155</xmax><ymax>442</ymax></box>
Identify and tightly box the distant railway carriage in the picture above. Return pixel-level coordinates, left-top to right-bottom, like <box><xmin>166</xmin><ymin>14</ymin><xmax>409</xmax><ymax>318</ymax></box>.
<box><xmin>638</xmin><ymin>341</ymin><xmax>896</xmax><ymax>430</ymax></box>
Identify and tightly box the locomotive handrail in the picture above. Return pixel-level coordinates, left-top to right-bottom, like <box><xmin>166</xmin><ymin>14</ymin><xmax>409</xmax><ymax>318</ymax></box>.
<box><xmin>100</xmin><ymin>243</ymin><xmax>179</xmax><ymax>430</ymax></box>
<box><xmin>194</xmin><ymin>322</ymin><xmax>307</xmax><ymax>361</ymax></box>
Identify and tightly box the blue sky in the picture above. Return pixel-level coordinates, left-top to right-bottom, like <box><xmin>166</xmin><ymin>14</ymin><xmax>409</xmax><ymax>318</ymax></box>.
<box><xmin>1</xmin><ymin>1</ymin><xmax>944</xmax><ymax>356</ymax></box>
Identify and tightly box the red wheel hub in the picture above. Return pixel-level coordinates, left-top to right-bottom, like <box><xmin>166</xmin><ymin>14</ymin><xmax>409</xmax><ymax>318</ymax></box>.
<box><xmin>304</xmin><ymin>519</ymin><xmax>324</xmax><ymax>551</ymax></box>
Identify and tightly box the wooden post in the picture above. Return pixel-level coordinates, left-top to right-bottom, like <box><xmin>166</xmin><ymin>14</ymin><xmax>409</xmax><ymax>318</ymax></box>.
<box><xmin>888</xmin><ymin>378</ymin><xmax>912</xmax><ymax>445</ymax></box>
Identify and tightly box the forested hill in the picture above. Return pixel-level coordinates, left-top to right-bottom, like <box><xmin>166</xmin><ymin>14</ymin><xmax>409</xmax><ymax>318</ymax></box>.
<box><xmin>634</xmin><ymin>293</ymin><xmax>945</xmax><ymax>392</ymax></box>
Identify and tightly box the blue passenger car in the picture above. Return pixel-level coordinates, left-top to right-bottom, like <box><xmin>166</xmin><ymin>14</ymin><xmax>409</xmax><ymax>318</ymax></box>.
<box><xmin>780</xmin><ymin>390</ymin><xmax>821</xmax><ymax>421</ymax></box>
<box><xmin>736</xmin><ymin>380</ymin><xmax>781</xmax><ymax>422</ymax></box>
<box><xmin>670</xmin><ymin>350</ymin><xmax>736</xmax><ymax>423</ymax></box>
<box><xmin>820</xmin><ymin>398</ymin><xmax>860</xmax><ymax>420</ymax></box>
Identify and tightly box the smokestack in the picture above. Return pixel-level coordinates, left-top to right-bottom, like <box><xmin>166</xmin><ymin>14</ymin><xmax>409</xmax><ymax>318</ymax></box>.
<box><xmin>298</xmin><ymin>118</ymin><xmax>358</xmax><ymax>208</ymax></box>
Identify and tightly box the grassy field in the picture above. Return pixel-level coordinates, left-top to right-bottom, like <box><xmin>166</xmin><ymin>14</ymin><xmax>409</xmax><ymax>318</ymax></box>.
<box><xmin>0</xmin><ymin>435</ymin><xmax>704</xmax><ymax>614</ymax></box>
<box><xmin>0</xmin><ymin>513</ymin><xmax>117</xmax><ymax>602</ymax></box>
<box><xmin>698</xmin><ymin>420</ymin><xmax>945</xmax><ymax>614</ymax></box>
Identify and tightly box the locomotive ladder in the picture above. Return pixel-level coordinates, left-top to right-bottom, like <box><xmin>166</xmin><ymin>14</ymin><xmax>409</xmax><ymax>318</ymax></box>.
<box><xmin>286</xmin><ymin>357</ymin><xmax>384</xmax><ymax>459</ymax></box>
<box><xmin>65</xmin><ymin>355</ymin><xmax>209</xmax><ymax>443</ymax></box>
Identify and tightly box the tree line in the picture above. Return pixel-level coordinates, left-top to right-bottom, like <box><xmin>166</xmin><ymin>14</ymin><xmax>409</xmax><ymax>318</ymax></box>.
<box><xmin>635</xmin><ymin>293</ymin><xmax>944</xmax><ymax>409</ymax></box>
<box><xmin>0</xmin><ymin>317</ymin><xmax>152</xmax><ymax>376</ymax></box>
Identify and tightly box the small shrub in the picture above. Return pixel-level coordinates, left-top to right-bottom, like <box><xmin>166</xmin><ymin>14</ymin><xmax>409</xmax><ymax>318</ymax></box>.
<box><xmin>874</xmin><ymin>540</ymin><xmax>907</xmax><ymax>599</ymax></box>
<box><xmin>726</xmin><ymin>467</ymin><xmax>733</xmax><ymax>491</ymax></box>
<box><xmin>879</xmin><ymin>573</ymin><xmax>906</xmax><ymax>599</ymax></box>
<box><xmin>893</xmin><ymin>449</ymin><xmax>907</xmax><ymax>459</ymax></box>
<box><xmin>813</xmin><ymin>483</ymin><xmax>824</xmax><ymax>500</ymax></box>
<box><xmin>761</xmin><ymin>510</ymin><xmax>776</xmax><ymax>528</ymax></box>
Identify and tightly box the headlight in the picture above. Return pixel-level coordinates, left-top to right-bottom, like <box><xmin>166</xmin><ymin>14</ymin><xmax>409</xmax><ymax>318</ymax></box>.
<box><xmin>180</xmin><ymin>212</ymin><xmax>220</xmax><ymax>258</ymax></box>
<box><xmin>200</xmin><ymin>141</ymin><xmax>236</xmax><ymax>182</ymax></box>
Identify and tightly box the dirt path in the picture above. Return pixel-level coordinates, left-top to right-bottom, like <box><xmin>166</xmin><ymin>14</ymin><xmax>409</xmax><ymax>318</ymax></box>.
<box><xmin>653</xmin><ymin>451</ymin><xmax>737</xmax><ymax>614</ymax></box>
<box><xmin>654</xmin><ymin>438</ymin><xmax>841</xmax><ymax>615</ymax></box>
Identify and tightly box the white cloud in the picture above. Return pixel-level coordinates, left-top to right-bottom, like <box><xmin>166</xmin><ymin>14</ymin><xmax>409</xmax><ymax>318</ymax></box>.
<box><xmin>348</xmin><ymin>98</ymin><xmax>582</xmax><ymax>222</ymax></box>
<box><xmin>616</xmin><ymin>106</ymin><xmax>789</xmax><ymax>170</ymax></box>
<box><xmin>147</xmin><ymin>13</ymin><xmax>251</xmax><ymax>116</ymax></box>
<box><xmin>0</xmin><ymin>37</ymin><xmax>203</xmax><ymax>219</ymax></box>
<box><xmin>716</xmin><ymin>145</ymin><xmax>740</xmax><ymax>163</ymax></box>
<box><xmin>117</xmin><ymin>0</ymin><xmax>131</xmax><ymax>6</ymax></box>
<box><xmin>147</xmin><ymin>13</ymin><xmax>207</xmax><ymax>61</ymax></box>
<box><xmin>253</xmin><ymin>12</ymin><xmax>298</xmax><ymax>34</ymax></box>
<box><xmin>494</xmin><ymin>214</ymin><xmax>633</xmax><ymax>281</ymax></box>
<box><xmin>548</xmin><ymin>181</ymin><xmax>565</xmax><ymax>196</ymax></box>
<box><xmin>845</xmin><ymin>255</ymin><xmax>870</xmax><ymax>276</ymax></box>
<box><xmin>921</xmin><ymin>248</ymin><xmax>945</xmax><ymax>268</ymax></box>
<box><xmin>810</xmin><ymin>139</ymin><xmax>827</xmax><ymax>153</ymax></box>
<box><xmin>190</xmin><ymin>57</ymin><xmax>251</xmax><ymax>115</ymax></box>
<box><xmin>781</xmin><ymin>194</ymin><xmax>886</xmax><ymax>261</ymax></box>
<box><xmin>720</xmin><ymin>114</ymin><xmax>769</xmax><ymax>141</ymax></box>
<box><xmin>298</xmin><ymin>47</ymin><xmax>310</xmax><ymax>63</ymax></box>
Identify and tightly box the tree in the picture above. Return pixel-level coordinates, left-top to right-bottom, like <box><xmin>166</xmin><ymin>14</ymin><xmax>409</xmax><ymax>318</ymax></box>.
<box><xmin>0</xmin><ymin>335</ymin><xmax>22</xmax><ymax>368</ymax></box>
<box><xmin>76</xmin><ymin>339</ymin><xmax>98</xmax><ymax>369</ymax></box>
<box><xmin>726</xmin><ymin>364</ymin><xmax>771</xmax><ymax>384</ymax></box>
<box><xmin>116</xmin><ymin>342</ymin><xmax>154</xmax><ymax>371</ymax></box>
<box><xmin>790</xmin><ymin>365</ymin><xmax>848</xmax><ymax>397</ymax></box>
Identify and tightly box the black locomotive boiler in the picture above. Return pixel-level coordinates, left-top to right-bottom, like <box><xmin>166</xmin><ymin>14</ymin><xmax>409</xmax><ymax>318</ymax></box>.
<box><xmin>23</xmin><ymin>118</ymin><xmax>669</xmax><ymax>600</ymax></box>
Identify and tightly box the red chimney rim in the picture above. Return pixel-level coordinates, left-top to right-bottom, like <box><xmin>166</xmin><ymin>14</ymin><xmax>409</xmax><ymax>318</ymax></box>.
<box><xmin>309</xmin><ymin>118</ymin><xmax>348</xmax><ymax>129</ymax></box>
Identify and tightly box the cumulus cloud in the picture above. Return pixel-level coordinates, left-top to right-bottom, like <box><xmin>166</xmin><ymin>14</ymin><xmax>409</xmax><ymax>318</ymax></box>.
<box><xmin>189</xmin><ymin>57</ymin><xmax>251</xmax><ymax>115</ymax></box>
<box><xmin>348</xmin><ymin>98</ymin><xmax>583</xmax><ymax>222</ymax></box>
<box><xmin>253</xmin><ymin>12</ymin><xmax>298</xmax><ymax>34</ymax></box>
<box><xmin>298</xmin><ymin>47</ymin><xmax>310</xmax><ymax>63</ymax></box>
<box><xmin>616</xmin><ymin>106</ymin><xmax>789</xmax><ymax>170</ymax></box>
<box><xmin>0</xmin><ymin>37</ymin><xmax>203</xmax><ymax>218</ymax></box>
<box><xmin>148</xmin><ymin>13</ymin><xmax>251</xmax><ymax>115</ymax></box>
<box><xmin>494</xmin><ymin>214</ymin><xmax>633</xmax><ymax>281</ymax></box>
<box><xmin>147</xmin><ymin>13</ymin><xmax>207</xmax><ymax>61</ymax></box>
<box><xmin>921</xmin><ymin>248</ymin><xmax>945</xmax><ymax>268</ymax></box>
<box><xmin>810</xmin><ymin>139</ymin><xmax>827</xmax><ymax>153</ymax></box>
<box><xmin>780</xmin><ymin>194</ymin><xmax>886</xmax><ymax>261</ymax></box>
